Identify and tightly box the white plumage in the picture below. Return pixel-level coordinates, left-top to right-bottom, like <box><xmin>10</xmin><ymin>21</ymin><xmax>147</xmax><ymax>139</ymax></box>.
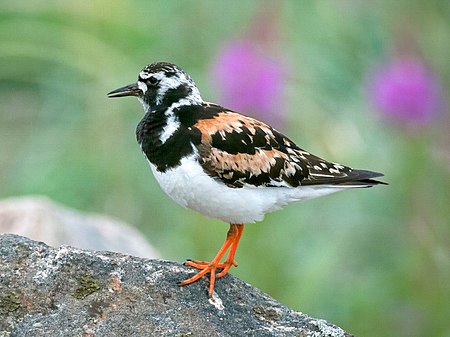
<box><xmin>148</xmin><ymin>149</ymin><xmax>359</xmax><ymax>224</ymax></box>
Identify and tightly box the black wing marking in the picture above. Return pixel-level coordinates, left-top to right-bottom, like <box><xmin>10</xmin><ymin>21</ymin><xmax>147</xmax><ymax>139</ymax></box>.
<box><xmin>192</xmin><ymin>106</ymin><xmax>385</xmax><ymax>188</ymax></box>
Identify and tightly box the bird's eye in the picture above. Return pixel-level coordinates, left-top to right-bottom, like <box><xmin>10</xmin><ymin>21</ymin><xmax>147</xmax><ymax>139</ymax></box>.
<box><xmin>148</xmin><ymin>76</ymin><xmax>159</xmax><ymax>86</ymax></box>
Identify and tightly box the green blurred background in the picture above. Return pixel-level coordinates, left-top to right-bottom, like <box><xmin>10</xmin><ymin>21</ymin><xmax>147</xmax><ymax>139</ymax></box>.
<box><xmin>1</xmin><ymin>1</ymin><xmax>449</xmax><ymax>336</ymax></box>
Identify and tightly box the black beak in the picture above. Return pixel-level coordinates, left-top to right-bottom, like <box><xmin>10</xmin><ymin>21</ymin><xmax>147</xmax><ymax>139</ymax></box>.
<box><xmin>107</xmin><ymin>83</ymin><xmax>142</xmax><ymax>98</ymax></box>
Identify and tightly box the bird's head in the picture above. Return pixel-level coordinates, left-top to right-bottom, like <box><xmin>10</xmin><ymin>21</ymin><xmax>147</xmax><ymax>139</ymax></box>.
<box><xmin>108</xmin><ymin>62</ymin><xmax>203</xmax><ymax>111</ymax></box>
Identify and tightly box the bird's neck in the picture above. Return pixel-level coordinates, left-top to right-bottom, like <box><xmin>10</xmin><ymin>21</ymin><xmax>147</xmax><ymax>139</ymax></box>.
<box><xmin>139</xmin><ymin>94</ymin><xmax>201</xmax><ymax>141</ymax></box>
<box><xmin>136</xmin><ymin>98</ymin><xmax>202</xmax><ymax>173</ymax></box>
<box><xmin>135</xmin><ymin>81</ymin><xmax>204</xmax><ymax>172</ymax></box>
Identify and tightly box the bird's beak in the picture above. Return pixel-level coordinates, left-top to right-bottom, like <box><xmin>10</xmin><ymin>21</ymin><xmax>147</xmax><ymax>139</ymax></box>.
<box><xmin>107</xmin><ymin>82</ymin><xmax>142</xmax><ymax>98</ymax></box>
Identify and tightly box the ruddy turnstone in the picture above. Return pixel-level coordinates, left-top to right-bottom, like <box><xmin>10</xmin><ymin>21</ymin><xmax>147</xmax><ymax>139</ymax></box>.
<box><xmin>108</xmin><ymin>62</ymin><xmax>385</xmax><ymax>296</ymax></box>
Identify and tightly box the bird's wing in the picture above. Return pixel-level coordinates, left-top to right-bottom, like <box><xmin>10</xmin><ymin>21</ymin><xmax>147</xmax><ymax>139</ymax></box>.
<box><xmin>193</xmin><ymin>107</ymin><xmax>384</xmax><ymax>188</ymax></box>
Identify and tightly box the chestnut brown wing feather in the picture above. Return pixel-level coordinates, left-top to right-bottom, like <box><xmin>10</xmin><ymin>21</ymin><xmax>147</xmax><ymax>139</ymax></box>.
<box><xmin>193</xmin><ymin>108</ymin><xmax>384</xmax><ymax>188</ymax></box>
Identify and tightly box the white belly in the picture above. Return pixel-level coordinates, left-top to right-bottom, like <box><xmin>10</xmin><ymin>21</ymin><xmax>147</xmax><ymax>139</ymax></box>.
<box><xmin>147</xmin><ymin>153</ymin><xmax>344</xmax><ymax>224</ymax></box>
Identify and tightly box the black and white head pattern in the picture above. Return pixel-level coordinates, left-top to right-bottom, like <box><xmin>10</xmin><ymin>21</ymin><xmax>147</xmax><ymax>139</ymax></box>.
<box><xmin>136</xmin><ymin>62</ymin><xmax>203</xmax><ymax>111</ymax></box>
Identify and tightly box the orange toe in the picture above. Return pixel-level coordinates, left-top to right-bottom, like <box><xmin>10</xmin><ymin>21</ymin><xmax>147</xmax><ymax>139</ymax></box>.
<box><xmin>184</xmin><ymin>259</ymin><xmax>237</xmax><ymax>270</ymax></box>
<box><xmin>179</xmin><ymin>224</ymin><xmax>244</xmax><ymax>296</ymax></box>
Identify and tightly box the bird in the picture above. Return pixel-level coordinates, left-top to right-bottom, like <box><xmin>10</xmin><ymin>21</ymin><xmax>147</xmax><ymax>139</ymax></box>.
<box><xmin>107</xmin><ymin>62</ymin><xmax>385</xmax><ymax>297</ymax></box>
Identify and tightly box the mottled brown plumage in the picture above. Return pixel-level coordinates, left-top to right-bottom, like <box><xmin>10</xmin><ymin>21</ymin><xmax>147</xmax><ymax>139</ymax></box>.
<box><xmin>192</xmin><ymin>108</ymin><xmax>383</xmax><ymax>188</ymax></box>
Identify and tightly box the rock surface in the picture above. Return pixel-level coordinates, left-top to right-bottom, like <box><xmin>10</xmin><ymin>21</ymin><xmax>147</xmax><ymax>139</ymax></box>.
<box><xmin>0</xmin><ymin>234</ymin><xmax>353</xmax><ymax>337</ymax></box>
<box><xmin>0</xmin><ymin>196</ymin><xmax>159</xmax><ymax>258</ymax></box>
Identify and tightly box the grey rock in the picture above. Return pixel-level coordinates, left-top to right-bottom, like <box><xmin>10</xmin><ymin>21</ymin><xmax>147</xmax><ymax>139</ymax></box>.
<box><xmin>0</xmin><ymin>234</ymin><xmax>353</xmax><ymax>337</ymax></box>
<box><xmin>0</xmin><ymin>196</ymin><xmax>159</xmax><ymax>258</ymax></box>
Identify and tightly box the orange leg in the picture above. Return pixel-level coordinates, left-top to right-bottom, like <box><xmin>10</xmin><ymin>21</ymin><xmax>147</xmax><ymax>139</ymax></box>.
<box><xmin>179</xmin><ymin>223</ymin><xmax>244</xmax><ymax>296</ymax></box>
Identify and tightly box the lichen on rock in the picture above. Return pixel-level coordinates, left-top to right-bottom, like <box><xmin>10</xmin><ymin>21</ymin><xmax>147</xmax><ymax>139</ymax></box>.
<box><xmin>0</xmin><ymin>234</ymin><xmax>353</xmax><ymax>337</ymax></box>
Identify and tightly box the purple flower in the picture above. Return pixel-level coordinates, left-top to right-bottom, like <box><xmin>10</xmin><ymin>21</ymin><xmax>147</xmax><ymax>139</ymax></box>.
<box><xmin>211</xmin><ymin>40</ymin><xmax>285</xmax><ymax>128</ymax></box>
<box><xmin>368</xmin><ymin>57</ymin><xmax>443</xmax><ymax>126</ymax></box>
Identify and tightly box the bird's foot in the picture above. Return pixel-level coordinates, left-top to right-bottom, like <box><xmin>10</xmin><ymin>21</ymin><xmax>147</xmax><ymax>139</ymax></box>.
<box><xmin>186</xmin><ymin>259</ymin><xmax>238</xmax><ymax>278</ymax></box>
<box><xmin>178</xmin><ymin>224</ymin><xmax>244</xmax><ymax>297</ymax></box>
<box><xmin>179</xmin><ymin>258</ymin><xmax>238</xmax><ymax>296</ymax></box>
<box><xmin>185</xmin><ymin>259</ymin><xmax>238</xmax><ymax>270</ymax></box>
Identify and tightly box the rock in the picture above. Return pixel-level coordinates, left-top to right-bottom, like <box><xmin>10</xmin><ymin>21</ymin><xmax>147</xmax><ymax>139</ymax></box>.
<box><xmin>0</xmin><ymin>196</ymin><xmax>159</xmax><ymax>258</ymax></box>
<box><xmin>0</xmin><ymin>234</ymin><xmax>353</xmax><ymax>337</ymax></box>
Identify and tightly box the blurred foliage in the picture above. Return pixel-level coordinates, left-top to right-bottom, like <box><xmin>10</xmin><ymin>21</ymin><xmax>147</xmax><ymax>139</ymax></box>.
<box><xmin>1</xmin><ymin>1</ymin><xmax>449</xmax><ymax>336</ymax></box>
